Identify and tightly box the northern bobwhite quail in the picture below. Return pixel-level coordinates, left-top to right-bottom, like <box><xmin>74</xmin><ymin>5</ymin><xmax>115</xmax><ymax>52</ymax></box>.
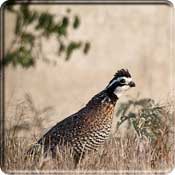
<box><xmin>28</xmin><ymin>69</ymin><xmax>135</xmax><ymax>164</ymax></box>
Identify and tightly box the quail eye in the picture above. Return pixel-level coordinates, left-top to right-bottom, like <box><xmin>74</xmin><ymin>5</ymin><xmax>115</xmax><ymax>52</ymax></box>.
<box><xmin>120</xmin><ymin>79</ymin><xmax>126</xmax><ymax>84</ymax></box>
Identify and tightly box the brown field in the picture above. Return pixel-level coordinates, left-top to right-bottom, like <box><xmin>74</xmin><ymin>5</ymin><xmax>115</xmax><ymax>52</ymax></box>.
<box><xmin>4</xmin><ymin>132</ymin><xmax>175</xmax><ymax>173</ymax></box>
<box><xmin>2</xmin><ymin>94</ymin><xmax>175</xmax><ymax>174</ymax></box>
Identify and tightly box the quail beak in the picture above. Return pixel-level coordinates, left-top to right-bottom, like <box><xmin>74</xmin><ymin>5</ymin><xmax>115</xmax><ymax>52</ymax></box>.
<box><xmin>129</xmin><ymin>81</ymin><xmax>136</xmax><ymax>87</ymax></box>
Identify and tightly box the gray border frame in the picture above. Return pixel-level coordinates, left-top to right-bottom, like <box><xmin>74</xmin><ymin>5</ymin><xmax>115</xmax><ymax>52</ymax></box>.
<box><xmin>0</xmin><ymin>0</ymin><xmax>174</xmax><ymax>174</ymax></box>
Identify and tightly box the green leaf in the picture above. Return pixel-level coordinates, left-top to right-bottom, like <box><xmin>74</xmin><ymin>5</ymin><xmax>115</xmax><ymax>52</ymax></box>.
<box><xmin>57</xmin><ymin>25</ymin><xmax>66</xmax><ymax>36</ymax></box>
<box><xmin>18</xmin><ymin>47</ymin><xmax>35</xmax><ymax>68</ymax></box>
<box><xmin>15</xmin><ymin>14</ymin><xmax>22</xmax><ymax>35</ymax></box>
<box><xmin>115</xmin><ymin>96</ymin><xmax>168</xmax><ymax>142</ymax></box>
<box><xmin>4</xmin><ymin>47</ymin><xmax>35</xmax><ymax>68</ymax></box>
<box><xmin>3</xmin><ymin>52</ymin><xmax>17</xmax><ymax>66</ymax></box>
<box><xmin>57</xmin><ymin>16</ymin><xmax>69</xmax><ymax>36</ymax></box>
<box><xmin>36</xmin><ymin>12</ymin><xmax>54</xmax><ymax>32</ymax></box>
<box><xmin>66</xmin><ymin>41</ymin><xmax>81</xmax><ymax>60</ymax></box>
<box><xmin>135</xmin><ymin>98</ymin><xmax>154</xmax><ymax>108</ymax></box>
<box><xmin>132</xmin><ymin>119</ymin><xmax>140</xmax><ymax>136</ymax></box>
<box><xmin>58</xmin><ymin>42</ymin><xmax>65</xmax><ymax>56</ymax></box>
<box><xmin>83</xmin><ymin>42</ymin><xmax>90</xmax><ymax>54</ymax></box>
<box><xmin>62</xmin><ymin>16</ymin><xmax>69</xmax><ymax>27</ymax></box>
<box><xmin>20</xmin><ymin>5</ymin><xmax>30</xmax><ymax>25</ymax></box>
<box><xmin>28</xmin><ymin>11</ymin><xmax>38</xmax><ymax>24</ymax></box>
<box><xmin>21</xmin><ymin>33</ymin><xmax>35</xmax><ymax>45</ymax></box>
<box><xmin>73</xmin><ymin>15</ymin><xmax>80</xmax><ymax>29</ymax></box>
<box><xmin>5</xmin><ymin>6</ymin><xmax>91</xmax><ymax>68</ymax></box>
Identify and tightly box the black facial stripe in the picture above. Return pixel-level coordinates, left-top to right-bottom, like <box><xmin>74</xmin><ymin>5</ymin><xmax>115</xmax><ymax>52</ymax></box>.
<box><xmin>107</xmin><ymin>81</ymin><xmax>125</xmax><ymax>91</ymax></box>
<box><xmin>117</xmin><ymin>83</ymin><xmax>127</xmax><ymax>87</ymax></box>
<box><xmin>121</xmin><ymin>83</ymin><xmax>128</xmax><ymax>86</ymax></box>
<box><xmin>108</xmin><ymin>80</ymin><xmax>128</xmax><ymax>88</ymax></box>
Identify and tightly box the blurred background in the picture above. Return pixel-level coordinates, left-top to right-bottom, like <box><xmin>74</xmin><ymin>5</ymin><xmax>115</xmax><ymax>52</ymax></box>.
<box><xmin>4</xmin><ymin>4</ymin><xmax>175</xmax><ymax>135</ymax></box>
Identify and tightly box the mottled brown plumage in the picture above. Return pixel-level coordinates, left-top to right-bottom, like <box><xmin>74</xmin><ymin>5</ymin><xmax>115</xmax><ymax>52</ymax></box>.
<box><xmin>28</xmin><ymin>69</ymin><xmax>135</xmax><ymax>164</ymax></box>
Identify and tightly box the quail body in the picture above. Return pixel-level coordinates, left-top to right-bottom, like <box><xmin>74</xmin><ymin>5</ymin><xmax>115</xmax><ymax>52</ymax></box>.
<box><xmin>28</xmin><ymin>69</ymin><xmax>135</xmax><ymax>164</ymax></box>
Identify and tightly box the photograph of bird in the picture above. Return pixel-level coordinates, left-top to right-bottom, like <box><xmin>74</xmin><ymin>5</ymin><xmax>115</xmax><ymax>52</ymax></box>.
<box><xmin>28</xmin><ymin>69</ymin><xmax>136</xmax><ymax>164</ymax></box>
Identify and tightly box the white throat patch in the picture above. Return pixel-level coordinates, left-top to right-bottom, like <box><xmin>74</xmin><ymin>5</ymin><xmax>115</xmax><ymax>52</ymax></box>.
<box><xmin>113</xmin><ymin>85</ymin><xmax>130</xmax><ymax>97</ymax></box>
<box><xmin>112</xmin><ymin>77</ymin><xmax>132</xmax><ymax>97</ymax></box>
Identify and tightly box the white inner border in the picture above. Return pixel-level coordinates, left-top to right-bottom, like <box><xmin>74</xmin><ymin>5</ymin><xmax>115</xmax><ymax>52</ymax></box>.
<box><xmin>0</xmin><ymin>0</ymin><xmax>174</xmax><ymax>174</ymax></box>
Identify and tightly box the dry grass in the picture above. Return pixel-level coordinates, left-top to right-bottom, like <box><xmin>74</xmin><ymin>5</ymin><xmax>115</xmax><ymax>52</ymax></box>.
<box><xmin>3</xmin><ymin>133</ymin><xmax>175</xmax><ymax>174</ymax></box>
<box><xmin>2</xmin><ymin>95</ymin><xmax>175</xmax><ymax>174</ymax></box>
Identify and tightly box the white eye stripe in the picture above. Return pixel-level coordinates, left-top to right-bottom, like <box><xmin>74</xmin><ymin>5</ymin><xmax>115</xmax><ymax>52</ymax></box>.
<box><xmin>116</xmin><ymin>77</ymin><xmax>132</xmax><ymax>83</ymax></box>
<box><xmin>107</xmin><ymin>77</ymin><xmax>132</xmax><ymax>88</ymax></box>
